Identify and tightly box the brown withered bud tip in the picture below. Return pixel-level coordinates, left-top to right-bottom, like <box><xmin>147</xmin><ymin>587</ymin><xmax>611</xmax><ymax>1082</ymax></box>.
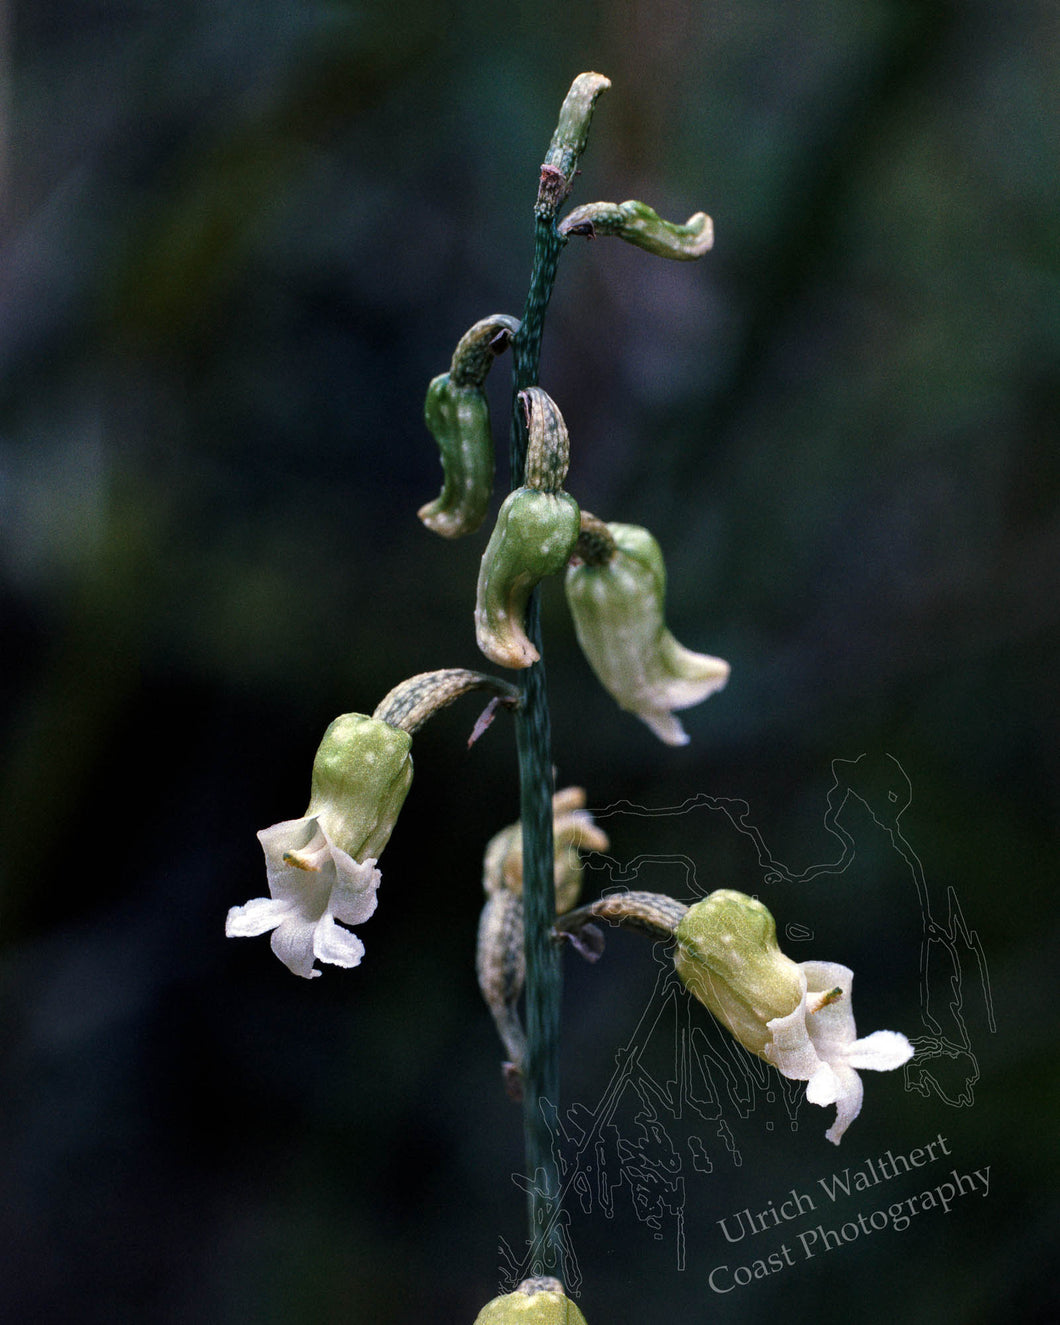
<box><xmin>536</xmin><ymin>163</ymin><xmax>570</xmax><ymax>214</ymax></box>
<box><xmin>519</xmin><ymin>1278</ymin><xmax>565</xmax><ymax>1296</ymax></box>
<box><xmin>503</xmin><ymin>1062</ymin><xmax>524</xmax><ymax>1102</ymax></box>
<box><xmin>468</xmin><ymin>694</ymin><xmax>520</xmax><ymax>749</ymax></box>
<box><xmin>555</xmin><ymin>923</ymin><xmax>606</xmax><ymax>962</ymax></box>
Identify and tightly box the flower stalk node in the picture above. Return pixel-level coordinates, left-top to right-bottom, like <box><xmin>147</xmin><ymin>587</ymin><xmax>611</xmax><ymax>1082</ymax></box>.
<box><xmin>570</xmin><ymin>510</ymin><xmax>617</xmax><ymax>567</ymax></box>
<box><xmin>554</xmin><ymin>888</ymin><xmax>690</xmax><ymax>944</ymax></box>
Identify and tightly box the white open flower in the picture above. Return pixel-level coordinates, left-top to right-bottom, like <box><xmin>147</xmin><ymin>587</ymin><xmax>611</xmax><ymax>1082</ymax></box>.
<box><xmin>764</xmin><ymin>961</ymin><xmax>914</xmax><ymax>1144</ymax></box>
<box><xmin>226</xmin><ymin>817</ymin><xmax>382</xmax><ymax>979</ymax></box>
<box><xmin>674</xmin><ymin>890</ymin><xmax>913</xmax><ymax>1143</ymax></box>
<box><xmin>227</xmin><ymin>712</ymin><xmax>413</xmax><ymax>978</ymax></box>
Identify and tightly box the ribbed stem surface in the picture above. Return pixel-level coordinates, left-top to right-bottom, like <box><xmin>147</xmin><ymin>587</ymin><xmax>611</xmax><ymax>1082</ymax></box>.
<box><xmin>510</xmin><ymin>214</ymin><xmax>564</xmax><ymax>1275</ymax></box>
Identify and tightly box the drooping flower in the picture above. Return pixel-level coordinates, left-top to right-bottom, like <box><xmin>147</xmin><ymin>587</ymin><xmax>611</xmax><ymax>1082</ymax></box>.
<box><xmin>673</xmin><ymin>890</ymin><xmax>914</xmax><ymax>1143</ymax></box>
<box><xmin>228</xmin><ymin>671</ymin><xmax>520</xmax><ymax>980</ymax></box>
<box><xmin>475</xmin><ymin>388</ymin><xmax>580</xmax><ymax>669</ymax></box>
<box><xmin>565</xmin><ymin>518</ymin><xmax>729</xmax><ymax>745</ymax></box>
<box><xmin>226</xmin><ymin>713</ymin><xmax>413</xmax><ymax>979</ymax></box>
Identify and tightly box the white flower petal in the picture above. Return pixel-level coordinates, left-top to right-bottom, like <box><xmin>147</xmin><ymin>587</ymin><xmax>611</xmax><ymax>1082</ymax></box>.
<box><xmin>845</xmin><ymin>1029</ymin><xmax>915</xmax><ymax>1072</ymax></box>
<box><xmin>823</xmin><ymin>1065</ymin><xmax>864</xmax><ymax>1146</ymax></box>
<box><xmin>258</xmin><ymin>818</ymin><xmax>336</xmax><ymax>909</ymax></box>
<box><xmin>270</xmin><ymin>917</ymin><xmax>323</xmax><ymax>979</ymax></box>
<box><xmin>639</xmin><ymin>708</ymin><xmax>691</xmax><ymax>746</ymax></box>
<box><xmin>652</xmin><ymin>644</ymin><xmax>730</xmax><ymax>711</ymax></box>
<box><xmin>763</xmin><ymin>973</ymin><xmax>826</xmax><ymax>1082</ymax></box>
<box><xmin>257</xmin><ymin>815</ymin><xmax>318</xmax><ymax>859</ymax></box>
<box><xmin>313</xmin><ymin>913</ymin><xmax>367</xmax><ymax>969</ymax></box>
<box><xmin>327</xmin><ymin>853</ymin><xmax>381</xmax><ymax>926</ymax></box>
<box><xmin>225</xmin><ymin>896</ymin><xmax>299</xmax><ymax>938</ymax></box>
<box><xmin>805</xmin><ymin>1061</ymin><xmax>841</xmax><ymax>1106</ymax></box>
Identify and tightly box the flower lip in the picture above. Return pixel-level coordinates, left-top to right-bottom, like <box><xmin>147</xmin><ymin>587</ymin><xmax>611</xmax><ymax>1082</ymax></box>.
<box><xmin>764</xmin><ymin>961</ymin><xmax>915</xmax><ymax>1144</ymax></box>
<box><xmin>226</xmin><ymin>816</ymin><xmax>382</xmax><ymax>979</ymax></box>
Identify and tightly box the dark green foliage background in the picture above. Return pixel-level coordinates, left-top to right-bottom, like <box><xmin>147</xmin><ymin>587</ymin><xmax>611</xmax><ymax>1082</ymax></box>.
<box><xmin>1</xmin><ymin>1</ymin><xmax>1055</xmax><ymax>1321</ymax></box>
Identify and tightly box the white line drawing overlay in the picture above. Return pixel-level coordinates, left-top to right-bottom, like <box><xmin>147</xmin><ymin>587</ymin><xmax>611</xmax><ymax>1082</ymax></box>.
<box><xmin>500</xmin><ymin>753</ymin><xmax>995</xmax><ymax>1289</ymax></box>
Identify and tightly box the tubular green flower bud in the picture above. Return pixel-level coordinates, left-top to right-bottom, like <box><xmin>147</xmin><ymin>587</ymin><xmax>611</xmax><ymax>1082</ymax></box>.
<box><xmin>475</xmin><ymin>390</ymin><xmax>580</xmax><ymax>668</ymax></box>
<box><xmin>419</xmin><ymin>314</ymin><xmax>520</xmax><ymax>538</ymax></box>
<box><xmin>536</xmin><ymin>71</ymin><xmax>611</xmax><ymax>218</ymax></box>
<box><xmin>559</xmin><ymin>199</ymin><xmax>714</xmax><ymax>260</ymax></box>
<box><xmin>475</xmin><ymin>488</ymin><xmax>580</xmax><ymax>667</ymax></box>
<box><xmin>564</xmin><ymin>520</ymin><xmax>729</xmax><ymax>744</ymax></box>
<box><xmin>474</xmin><ymin>1278</ymin><xmax>589</xmax><ymax>1324</ymax></box>
<box><xmin>226</xmin><ymin>714</ymin><xmax>413</xmax><ymax>979</ymax></box>
<box><xmin>675</xmin><ymin>891</ymin><xmax>914</xmax><ymax>1143</ymax></box>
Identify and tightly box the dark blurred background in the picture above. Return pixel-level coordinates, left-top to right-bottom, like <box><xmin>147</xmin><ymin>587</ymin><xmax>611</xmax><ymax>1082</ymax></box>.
<box><xmin>1</xmin><ymin>1</ymin><xmax>1056</xmax><ymax>1321</ymax></box>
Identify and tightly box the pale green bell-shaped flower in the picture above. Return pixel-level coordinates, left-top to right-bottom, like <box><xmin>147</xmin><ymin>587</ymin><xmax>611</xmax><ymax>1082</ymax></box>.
<box><xmin>226</xmin><ymin>714</ymin><xmax>413</xmax><ymax>979</ymax></box>
<box><xmin>673</xmin><ymin>889</ymin><xmax>806</xmax><ymax>1053</ymax></box>
<box><xmin>565</xmin><ymin>520</ymin><xmax>729</xmax><ymax>744</ymax></box>
<box><xmin>474</xmin><ymin>1278</ymin><xmax>589</xmax><ymax>1324</ymax></box>
<box><xmin>475</xmin><ymin>388</ymin><xmax>580</xmax><ymax>669</ymax></box>
<box><xmin>675</xmin><ymin>890</ymin><xmax>914</xmax><ymax>1143</ymax></box>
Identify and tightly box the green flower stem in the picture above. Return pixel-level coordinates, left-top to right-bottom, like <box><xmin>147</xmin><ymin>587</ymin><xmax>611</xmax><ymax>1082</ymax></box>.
<box><xmin>510</xmin><ymin>215</ymin><xmax>565</xmax><ymax>1276</ymax></box>
<box><xmin>508</xmin><ymin>71</ymin><xmax>609</xmax><ymax>1279</ymax></box>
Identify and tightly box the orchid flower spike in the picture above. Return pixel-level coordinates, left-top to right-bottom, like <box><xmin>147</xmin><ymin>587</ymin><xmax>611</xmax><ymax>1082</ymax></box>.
<box><xmin>674</xmin><ymin>890</ymin><xmax>914</xmax><ymax>1143</ymax></box>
